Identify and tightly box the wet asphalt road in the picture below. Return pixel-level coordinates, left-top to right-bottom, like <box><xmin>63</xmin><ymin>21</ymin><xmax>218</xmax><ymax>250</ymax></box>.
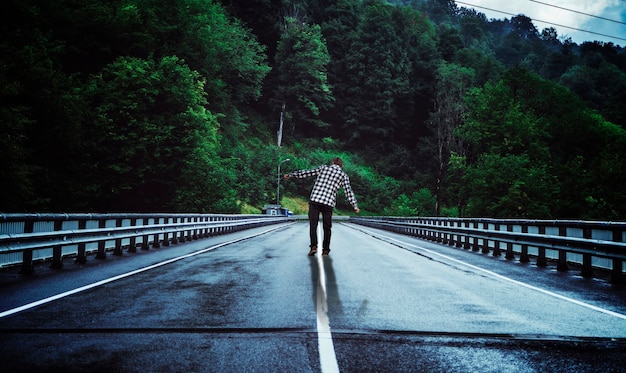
<box><xmin>1</xmin><ymin>222</ymin><xmax>625</xmax><ymax>372</ymax></box>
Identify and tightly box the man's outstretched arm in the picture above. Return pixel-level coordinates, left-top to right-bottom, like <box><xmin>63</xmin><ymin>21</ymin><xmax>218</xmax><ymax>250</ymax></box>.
<box><xmin>284</xmin><ymin>167</ymin><xmax>320</xmax><ymax>180</ymax></box>
<box><xmin>343</xmin><ymin>176</ymin><xmax>360</xmax><ymax>213</ymax></box>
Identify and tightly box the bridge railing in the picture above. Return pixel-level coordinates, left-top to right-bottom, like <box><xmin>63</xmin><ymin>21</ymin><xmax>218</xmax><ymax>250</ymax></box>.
<box><xmin>350</xmin><ymin>217</ymin><xmax>626</xmax><ymax>283</ymax></box>
<box><xmin>0</xmin><ymin>213</ymin><xmax>294</xmax><ymax>274</ymax></box>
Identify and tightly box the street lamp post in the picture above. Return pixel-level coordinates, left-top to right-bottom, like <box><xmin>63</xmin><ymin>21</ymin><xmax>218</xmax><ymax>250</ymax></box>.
<box><xmin>277</xmin><ymin>158</ymin><xmax>290</xmax><ymax>205</ymax></box>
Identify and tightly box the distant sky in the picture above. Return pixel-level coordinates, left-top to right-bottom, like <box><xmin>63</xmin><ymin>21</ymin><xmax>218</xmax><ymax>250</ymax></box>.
<box><xmin>455</xmin><ymin>0</ymin><xmax>626</xmax><ymax>47</ymax></box>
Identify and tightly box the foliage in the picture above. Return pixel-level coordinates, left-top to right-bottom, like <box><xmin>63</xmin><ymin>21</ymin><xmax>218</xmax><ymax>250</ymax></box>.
<box><xmin>384</xmin><ymin>189</ymin><xmax>436</xmax><ymax>217</ymax></box>
<box><xmin>271</xmin><ymin>17</ymin><xmax>333</xmax><ymax>137</ymax></box>
<box><xmin>82</xmin><ymin>55</ymin><xmax>235</xmax><ymax>212</ymax></box>
<box><xmin>456</xmin><ymin>68</ymin><xmax>626</xmax><ymax>219</ymax></box>
<box><xmin>337</xmin><ymin>1</ymin><xmax>438</xmax><ymax>149</ymax></box>
<box><xmin>2</xmin><ymin>0</ymin><xmax>626</xmax><ymax>221</ymax></box>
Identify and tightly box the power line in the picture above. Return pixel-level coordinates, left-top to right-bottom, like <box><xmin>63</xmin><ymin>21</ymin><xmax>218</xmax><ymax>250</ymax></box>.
<box><xmin>529</xmin><ymin>0</ymin><xmax>626</xmax><ymax>26</ymax></box>
<box><xmin>455</xmin><ymin>1</ymin><xmax>626</xmax><ymax>43</ymax></box>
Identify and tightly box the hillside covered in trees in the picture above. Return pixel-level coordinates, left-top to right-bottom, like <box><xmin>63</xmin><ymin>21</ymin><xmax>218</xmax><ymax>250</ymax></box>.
<box><xmin>2</xmin><ymin>0</ymin><xmax>626</xmax><ymax>220</ymax></box>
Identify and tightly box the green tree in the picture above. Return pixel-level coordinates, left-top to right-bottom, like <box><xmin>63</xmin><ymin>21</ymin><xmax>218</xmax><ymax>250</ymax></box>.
<box><xmin>452</xmin><ymin>48</ymin><xmax>504</xmax><ymax>86</ymax></box>
<box><xmin>136</xmin><ymin>0</ymin><xmax>271</xmax><ymax>105</ymax></box>
<box><xmin>456</xmin><ymin>75</ymin><xmax>556</xmax><ymax>218</ymax></box>
<box><xmin>318</xmin><ymin>0</ymin><xmax>362</xmax><ymax>139</ymax></box>
<box><xmin>456</xmin><ymin>68</ymin><xmax>626</xmax><ymax>219</ymax></box>
<box><xmin>338</xmin><ymin>1</ymin><xmax>438</xmax><ymax>152</ymax></box>
<box><xmin>0</xmin><ymin>1</ymin><xmax>88</xmax><ymax>211</ymax></box>
<box><xmin>436</xmin><ymin>23</ymin><xmax>464</xmax><ymax>62</ymax></box>
<box><xmin>271</xmin><ymin>16</ymin><xmax>333</xmax><ymax>138</ymax></box>
<box><xmin>428</xmin><ymin>62</ymin><xmax>474</xmax><ymax>215</ymax></box>
<box><xmin>83</xmin><ymin>56</ymin><xmax>232</xmax><ymax>212</ymax></box>
<box><xmin>461</xmin><ymin>153</ymin><xmax>555</xmax><ymax>218</ymax></box>
<box><xmin>384</xmin><ymin>188</ymin><xmax>436</xmax><ymax>216</ymax></box>
<box><xmin>457</xmin><ymin>7</ymin><xmax>490</xmax><ymax>49</ymax></box>
<box><xmin>559</xmin><ymin>60</ymin><xmax>626</xmax><ymax>130</ymax></box>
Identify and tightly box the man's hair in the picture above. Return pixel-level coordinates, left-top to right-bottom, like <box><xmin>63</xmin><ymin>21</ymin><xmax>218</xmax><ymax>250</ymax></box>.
<box><xmin>331</xmin><ymin>157</ymin><xmax>343</xmax><ymax>167</ymax></box>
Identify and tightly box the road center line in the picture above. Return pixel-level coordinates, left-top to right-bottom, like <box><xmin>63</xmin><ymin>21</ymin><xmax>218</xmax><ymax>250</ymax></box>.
<box><xmin>315</xmin><ymin>223</ymin><xmax>340</xmax><ymax>373</ymax></box>
<box><xmin>352</xmin><ymin>225</ymin><xmax>626</xmax><ymax>321</ymax></box>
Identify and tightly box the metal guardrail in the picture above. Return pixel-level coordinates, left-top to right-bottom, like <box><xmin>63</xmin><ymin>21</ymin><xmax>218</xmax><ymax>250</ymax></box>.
<box><xmin>350</xmin><ymin>217</ymin><xmax>626</xmax><ymax>283</ymax></box>
<box><xmin>0</xmin><ymin>213</ymin><xmax>294</xmax><ymax>274</ymax></box>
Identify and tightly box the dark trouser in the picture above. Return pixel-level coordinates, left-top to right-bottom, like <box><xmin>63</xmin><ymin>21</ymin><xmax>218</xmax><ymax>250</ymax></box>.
<box><xmin>308</xmin><ymin>201</ymin><xmax>333</xmax><ymax>250</ymax></box>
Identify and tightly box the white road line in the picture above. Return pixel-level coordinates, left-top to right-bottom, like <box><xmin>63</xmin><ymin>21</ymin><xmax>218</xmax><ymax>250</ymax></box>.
<box><xmin>0</xmin><ymin>225</ymin><xmax>288</xmax><ymax>319</ymax></box>
<box><xmin>353</xmin><ymin>225</ymin><xmax>626</xmax><ymax>321</ymax></box>
<box><xmin>315</xmin><ymin>223</ymin><xmax>340</xmax><ymax>373</ymax></box>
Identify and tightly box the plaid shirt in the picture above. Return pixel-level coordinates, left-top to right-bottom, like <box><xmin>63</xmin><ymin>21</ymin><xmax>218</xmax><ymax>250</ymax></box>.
<box><xmin>289</xmin><ymin>164</ymin><xmax>358</xmax><ymax>209</ymax></box>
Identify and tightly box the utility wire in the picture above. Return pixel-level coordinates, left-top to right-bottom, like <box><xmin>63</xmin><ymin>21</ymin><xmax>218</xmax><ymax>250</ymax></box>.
<box><xmin>456</xmin><ymin>1</ymin><xmax>626</xmax><ymax>43</ymax></box>
<box><xmin>529</xmin><ymin>0</ymin><xmax>626</xmax><ymax>26</ymax></box>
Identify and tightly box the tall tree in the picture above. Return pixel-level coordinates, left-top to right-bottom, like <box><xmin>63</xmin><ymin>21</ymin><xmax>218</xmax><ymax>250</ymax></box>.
<box><xmin>319</xmin><ymin>0</ymin><xmax>362</xmax><ymax>137</ymax></box>
<box><xmin>339</xmin><ymin>0</ymin><xmax>438</xmax><ymax>153</ymax></box>
<box><xmin>456</xmin><ymin>78</ymin><xmax>556</xmax><ymax>217</ymax></box>
<box><xmin>136</xmin><ymin>0</ymin><xmax>271</xmax><ymax>109</ymax></box>
<box><xmin>271</xmin><ymin>16</ymin><xmax>333</xmax><ymax>139</ymax></box>
<box><xmin>0</xmin><ymin>0</ymin><xmax>89</xmax><ymax>211</ymax></box>
<box><xmin>456</xmin><ymin>68</ymin><xmax>626</xmax><ymax>218</ymax></box>
<box><xmin>82</xmin><ymin>56</ymin><xmax>230</xmax><ymax>212</ymax></box>
<box><xmin>428</xmin><ymin>62</ymin><xmax>473</xmax><ymax>215</ymax></box>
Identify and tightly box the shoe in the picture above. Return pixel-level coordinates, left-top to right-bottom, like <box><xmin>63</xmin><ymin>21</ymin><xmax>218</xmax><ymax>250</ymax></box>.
<box><xmin>308</xmin><ymin>246</ymin><xmax>317</xmax><ymax>256</ymax></box>
<box><xmin>322</xmin><ymin>249</ymin><xmax>330</xmax><ymax>256</ymax></box>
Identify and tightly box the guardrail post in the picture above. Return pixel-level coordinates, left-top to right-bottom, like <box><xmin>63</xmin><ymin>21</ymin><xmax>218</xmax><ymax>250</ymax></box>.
<box><xmin>581</xmin><ymin>254</ymin><xmax>593</xmax><ymax>278</ymax></box>
<box><xmin>171</xmin><ymin>217</ymin><xmax>179</xmax><ymax>244</ymax></box>
<box><xmin>430</xmin><ymin>219</ymin><xmax>437</xmax><ymax>242</ymax></box>
<box><xmin>557</xmin><ymin>250</ymin><xmax>568</xmax><ymax>271</ymax></box>
<box><xmin>462</xmin><ymin>221</ymin><xmax>470</xmax><ymax>250</ymax></box>
<box><xmin>113</xmin><ymin>218</ymin><xmax>123</xmax><ymax>256</ymax></box>
<box><xmin>128</xmin><ymin>218</ymin><xmax>137</xmax><ymax>253</ymax></box>
<box><xmin>556</xmin><ymin>226</ymin><xmax>568</xmax><ymax>271</ymax></box>
<box><xmin>152</xmin><ymin>218</ymin><xmax>161</xmax><ymax>248</ymax></box>
<box><xmin>208</xmin><ymin>216</ymin><xmax>214</xmax><ymax>237</ymax></box>
<box><xmin>492</xmin><ymin>223</ymin><xmax>502</xmax><ymax>257</ymax></box>
<box><xmin>441</xmin><ymin>220</ymin><xmax>449</xmax><ymax>245</ymax></box>
<box><xmin>50</xmin><ymin>220</ymin><xmax>64</xmax><ymax>268</ymax></box>
<box><xmin>202</xmin><ymin>216</ymin><xmax>209</xmax><ymax>238</ymax></box>
<box><xmin>505</xmin><ymin>224</ymin><xmax>515</xmax><ymax>260</ymax></box>
<box><xmin>415</xmin><ymin>219</ymin><xmax>422</xmax><ymax>239</ymax></box>
<box><xmin>96</xmin><ymin>218</ymin><xmax>107</xmax><ymax>259</ymax></box>
<box><xmin>520</xmin><ymin>225</ymin><xmax>530</xmax><ymax>263</ymax></box>
<box><xmin>611</xmin><ymin>259</ymin><xmax>623</xmax><ymax>284</ymax></box>
<box><xmin>454</xmin><ymin>221</ymin><xmax>462</xmax><ymax>248</ymax></box>
<box><xmin>448</xmin><ymin>221</ymin><xmax>454</xmax><ymax>245</ymax></box>
<box><xmin>140</xmin><ymin>218</ymin><xmax>150</xmax><ymax>250</ymax></box>
<box><xmin>20</xmin><ymin>249</ymin><xmax>34</xmax><ymax>275</ymax></box>
<box><xmin>193</xmin><ymin>217</ymin><xmax>199</xmax><ymax>240</ymax></box>
<box><xmin>610</xmin><ymin>228</ymin><xmax>624</xmax><ymax>283</ymax></box>
<box><xmin>481</xmin><ymin>223</ymin><xmax>490</xmax><ymax>254</ymax></box>
<box><xmin>436</xmin><ymin>220</ymin><xmax>443</xmax><ymax>243</ymax></box>
<box><xmin>185</xmin><ymin>217</ymin><xmax>192</xmax><ymax>241</ymax></box>
<box><xmin>76</xmin><ymin>219</ymin><xmax>88</xmax><ymax>263</ymax></box>
<box><xmin>163</xmin><ymin>217</ymin><xmax>171</xmax><ymax>247</ymax></box>
<box><xmin>20</xmin><ymin>221</ymin><xmax>35</xmax><ymax>274</ymax></box>
<box><xmin>471</xmin><ymin>221</ymin><xmax>480</xmax><ymax>252</ymax></box>
<box><xmin>537</xmin><ymin>247</ymin><xmax>548</xmax><ymax>267</ymax></box>
<box><xmin>580</xmin><ymin>227</ymin><xmax>593</xmax><ymax>277</ymax></box>
<box><xmin>536</xmin><ymin>225</ymin><xmax>548</xmax><ymax>267</ymax></box>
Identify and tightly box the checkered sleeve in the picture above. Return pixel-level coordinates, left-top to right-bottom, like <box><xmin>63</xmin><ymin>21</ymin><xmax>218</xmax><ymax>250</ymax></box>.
<box><xmin>342</xmin><ymin>174</ymin><xmax>358</xmax><ymax>210</ymax></box>
<box><xmin>288</xmin><ymin>167</ymin><xmax>321</xmax><ymax>179</ymax></box>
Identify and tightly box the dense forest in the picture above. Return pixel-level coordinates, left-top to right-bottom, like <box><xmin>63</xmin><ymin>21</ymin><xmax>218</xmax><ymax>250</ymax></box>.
<box><xmin>1</xmin><ymin>0</ymin><xmax>626</xmax><ymax>220</ymax></box>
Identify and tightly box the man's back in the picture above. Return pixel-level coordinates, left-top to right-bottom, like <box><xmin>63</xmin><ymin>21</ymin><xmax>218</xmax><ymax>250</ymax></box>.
<box><xmin>289</xmin><ymin>164</ymin><xmax>357</xmax><ymax>209</ymax></box>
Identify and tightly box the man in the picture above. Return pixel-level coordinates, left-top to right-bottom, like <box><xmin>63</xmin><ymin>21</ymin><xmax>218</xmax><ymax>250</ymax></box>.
<box><xmin>284</xmin><ymin>157</ymin><xmax>360</xmax><ymax>256</ymax></box>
